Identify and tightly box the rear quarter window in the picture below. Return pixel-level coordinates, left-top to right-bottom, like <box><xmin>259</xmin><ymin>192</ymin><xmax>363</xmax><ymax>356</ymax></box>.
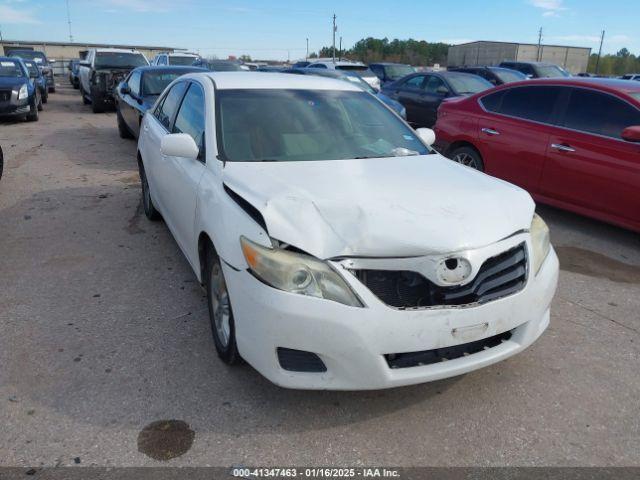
<box><xmin>481</xmin><ymin>86</ymin><xmax>561</xmax><ymax>123</ymax></box>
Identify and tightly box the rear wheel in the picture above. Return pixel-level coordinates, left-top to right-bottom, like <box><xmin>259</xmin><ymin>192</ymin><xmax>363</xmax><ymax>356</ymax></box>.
<box><xmin>138</xmin><ymin>161</ymin><xmax>161</xmax><ymax>221</ymax></box>
<box><xmin>37</xmin><ymin>92</ymin><xmax>43</xmax><ymax>111</ymax></box>
<box><xmin>42</xmin><ymin>90</ymin><xmax>48</xmax><ymax>104</ymax></box>
<box><xmin>205</xmin><ymin>247</ymin><xmax>241</xmax><ymax>365</ymax></box>
<box><xmin>117</xmin><ymin>107</ymin><xmax>134</xmax><ymax>139</ymax></box>
<box><xmin>449</xmin><ymin>146</ymin><xmax>484</xmax><ymax>172</ymax></box>
<box><xmin>81</xmin><ymin>86</ymin><xmax>91</xmax><ymax>105</ymax></box>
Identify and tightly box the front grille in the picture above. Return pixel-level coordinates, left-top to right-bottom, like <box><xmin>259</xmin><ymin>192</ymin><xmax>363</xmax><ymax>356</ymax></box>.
<box><xmin>354</xmin><ymin>243</ymin><xmax>527</xmax><ymax>309</ymax></box>
<box><xmin>385</xmin><ymin>329</ymin><xmax>513</xmax><ymax>369</ymax></box>
<box><xmin>277</xmin><ymin>348</ymin><xmax>327</xmax><ymax>373</ymax></box>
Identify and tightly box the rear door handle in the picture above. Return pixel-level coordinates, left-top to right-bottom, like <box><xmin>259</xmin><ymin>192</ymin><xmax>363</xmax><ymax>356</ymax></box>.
<box><xmin>481</xmin><ymin>127</ymin><xmax>500</xmax><ymax>136</ymax></box>
<box><xmin>551</xmin><ymin>143</ymin><xmax>575</xmax><ymax>153</ymax></box>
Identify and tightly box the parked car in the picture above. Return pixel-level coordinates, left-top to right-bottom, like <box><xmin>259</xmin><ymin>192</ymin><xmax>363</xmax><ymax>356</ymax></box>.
<box><xmin>115</xmin><ymin>65</ymin><xmax>206</xmax><ymax>139</ymax></box>
<box><xmin>23</xmin><ymin>60</ymin><xmax>48</xmax><ymax>105</ymax></box>
<box><xmin>23</xmin><ymin>60</ymin><xmax>49</xmax><ymax>105</ymax></box>
<box><xmin>78</xmin><ymin>48</ymin><xmax>149</xmax><ymax>113</ymax></box>
<box><xmin>434</xmin><ymin>78</ymin><xmax>640</xmax><ymax>232</ymax></box>
<box><xmin>151</xmin><ymin>52</ymin><xmax>200</xmax><ymax>66</ymax></box>
<box><xmin>192</xmin><ymin>59</ymin><xmax>244</xmax><ymax>71</ymax></box>
<box><xmin>0</xmin><ymin>57</ymin><xmax>41</xmax><ymax>121</ymax></box>
<box><xmin>382</xmin><ymin>71</ymin><xmax>493</xmax><ymax>128</ymax></box>
<box><xmin>6</xmin><ymin>49</ymin><xmax>55</xmax><ymax>93</ymax></box>
<box><xmin>621</xmin><ymin>74</ymin><xmax>640</xmax><ymax>81</ymax></box>
<box><xmin>136</xmin><ymin>72</ymin><xmax>558</xmax><ymax>390</ymax></box>
<box><xmin>368</xmin><ymin>62</ymin><xmax>416</xmax><ymax>86</ymax></box>
<box><xmin>284</xmin><ymin>68</ymin><xmax>407</xmax><ymax>118</ymax></box>
<box><xmin>256</xmin><ymin>65</ymin><xmax>288</xmax><ymax>72</ymax></box>
<box><xmin>0</xmin><ymin>145</ymin><xmax>3</xmax><ymax>180</ymax></box>
<box><xmin>291</xmin><ymin>61</ymin><xmax>311</xmax><ymax>68</ymax></box>
<box><xmin>68</xmin><ymin>59</ymin><xmax>80</xmax><ymax>88</ymax></box>
<box><xmin>498</xmin><ymin>61</ymin><xmax>570</xmax><ymax>79</ymax></box>
<box><xmin>448</xmin><ymin>66</ymin><xmax>526</xmax><ymax>85</ymax></box>
<box><xmin>306</xmin><ymin>60</ymin><xmax>381</xmax><ymax>90</ymax></box>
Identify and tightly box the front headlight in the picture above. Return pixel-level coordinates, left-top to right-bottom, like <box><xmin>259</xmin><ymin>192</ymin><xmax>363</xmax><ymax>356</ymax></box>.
<box><xmin>17</xmin><ymin>84</ymin><xmax>28</xmax><ymax>100</ymax></box>
<box><xmin>530</xmin><ymin>214</ymin><xmax>550</xmax><ymax>274</ymax></box>
<box><xmin>240</xmin><ymin>236</ymin><xmax>362</xmax><ymax>307</ymax></box>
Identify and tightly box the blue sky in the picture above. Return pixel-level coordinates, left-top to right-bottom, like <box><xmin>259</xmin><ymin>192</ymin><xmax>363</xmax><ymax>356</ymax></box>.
<box><xmin>0</xmin><ymin>0</ymin><xmax>638</xmax><ymax>60</ymax></box>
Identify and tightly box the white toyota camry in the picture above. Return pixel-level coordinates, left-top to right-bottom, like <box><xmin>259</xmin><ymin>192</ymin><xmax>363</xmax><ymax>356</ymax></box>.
<box><xmin>137</xmin><ymin>72</ymin><xmax>558</xmax><ymax>390</ymax></box>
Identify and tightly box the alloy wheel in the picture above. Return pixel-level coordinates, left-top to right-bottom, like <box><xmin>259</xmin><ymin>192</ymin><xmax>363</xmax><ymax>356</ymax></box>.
<box><xmin>453</xmin><ymin>152</ymin><xmax>479</xmax><ymax>169</ymax></box>
<box><xmin>210</xmin><ymin>261</ymin><xmax>231</xmax><ymax>348</ymax></box>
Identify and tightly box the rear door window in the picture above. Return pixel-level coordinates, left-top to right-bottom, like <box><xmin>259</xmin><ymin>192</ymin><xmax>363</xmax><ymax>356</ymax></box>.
<box><xmin>561</xmin><ymin>88</ymin><xmax>640</xmax><ymax>139</ymax></box>
<box><xmin>128</xmin><ymin>71</ymin><xmax>142</xmax><ymax>96</ymax></box>
<box><xmin>403</xmin><ymin>75</ymin><xmax>426</xmax><ymax>89</ymax></box>
<box><xmin>496</xmin><ymin>86</ymin><xmax>561</xmax><ymax>123</ymax></box>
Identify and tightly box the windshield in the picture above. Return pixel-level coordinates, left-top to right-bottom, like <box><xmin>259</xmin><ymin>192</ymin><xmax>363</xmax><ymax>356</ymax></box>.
<box><xmin>384</xmin><ymin>64</ymin><xmax>415</xmax><ymax>80</ymax></box>
<box><xmin>217</xmin><ymin>89</ymin><xmax>430</xmax><ymax>162</ymax></box>
<box><xmin>8</xmin><ymin>51</ymin><xmax>47</xmax><ymax>64</ymax></box>
<box><xmin>205</xmin><ymin>62</ymin><xmax>243</xmax><ymax>71</ymax></box>
<box><xmin>336</xmin><ymin>65</ymin><xmax>371</xmax><ymax>74</ymax></box>
<box><xmin>491</xmin><ymin>68</ymin><xmax>526</xmax><ymax>83</ymax></box>
<box><xmin>95</xmin><ymin>52</ymin><xmax>148</xmax><ymax>69</ymax></box>
<box><xmin>0</xmin><ymin>60</ymin><xmax>25</xmax><ymax>77</ymax></box>
<box><xmin>535</xmin><ymin>65</ymin><xmax>571</xmax><ymax>78</ymax></box>
<box><xmin>446</xmin><ymin>74</ymin><xmax>493</xmax><ymax>95</ymax></box>
<box><xmin>170</xmin><ymin>56</ymin><xmax>197</xmax><ymax>66</ymax></box>
<box><xmin>143</xmin><ymin>72</ymin><xmax>188</xmax><ymax>95</ymax></box>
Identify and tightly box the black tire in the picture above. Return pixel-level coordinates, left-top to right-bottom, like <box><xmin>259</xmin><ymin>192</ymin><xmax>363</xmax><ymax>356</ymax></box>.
<box><xmin>92</xmin><ymin>95</ymin><xmax>105</xmax><ymax>114</ymax></box>
<box><xmin>42</xmin><ymin>91</ymin><xmax>48</xmax><ymax>104</ymax></box>
<box><xmin>73</xmin><ymin>82</ymin><xmax>79</xmax><ymax>90</ymax></box>
<box><xmin>117</xmin><ymin>107</ymin><xmax>134</xmax><ymax>139</ymax></box>
<box><xmin>37</xmin><ymin>93</ymin><xmax>43</xmax><ymax>111</ymax></box>
<box><xmin>48</xmin><ymin>86</ymin><xmax>56</xmax><ymax>93</ymax></box>
<box><xmin>0</xmin><ymin>146</ymin><xmax>4</xmax><ymax>181</ymax></box>
<box><xmin>449</xmin><ymin>146</ymin><xmax>485</xmax><ymax>172</ymax></box>
<box><xmin>205</xmin><ymin>246</ymin><xmax>241</xmax><ymax>365</ymax></box>
<box><xmin>138</xmin><ymin>161</ymin><xmax>161</xmax><ymax>221</ymax></box>
<box><xmin>26</xmin><ymin>97</ymin><xmax>39</xmax><ymax>122</ymax></box>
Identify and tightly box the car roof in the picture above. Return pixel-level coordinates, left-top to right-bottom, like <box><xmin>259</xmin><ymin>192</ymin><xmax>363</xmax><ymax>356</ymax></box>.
<box><xmin>168</xmin><ymin>52</ymin><xmax>199</xmax><ymax>56</ymax></box>
<box><xmin>369</xmin><ymin>62</ymin><xmax>410</xmax><ymax>66</ymax></box>
<box><xmin>133</xmin><ymin>65</ymin><xmax>207</xmax><ymax>73</ymax></box>
<box><xmin>488</xmin><ymin>77</ymin><xmax>640</xmax><ymax>96</ymax></box>
<box><xmin>310</xmin><ymin>60</ymin><xmax>366</xmax><ymax>67</ymax></box>
<box><xmin>192</xmin><ymin>72</ymin><xmax>362</xmax><ymax>91</ymax></box>
<box><xmin>94</xmin><ymin>48</ymin><xmax>144</xmax><ymax>54</ymax></box>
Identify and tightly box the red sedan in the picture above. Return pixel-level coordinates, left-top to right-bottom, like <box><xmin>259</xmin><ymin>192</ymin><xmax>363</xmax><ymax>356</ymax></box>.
<box><xmin>433</xmin><ymin>78</ymin><xmax>640</xmax><ymax>232</ymax></box>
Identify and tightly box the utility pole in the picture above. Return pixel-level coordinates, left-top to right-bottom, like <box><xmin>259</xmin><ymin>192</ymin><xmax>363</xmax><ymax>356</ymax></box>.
<box><xmin>595</xmin><ymin>30</ymin><xmax>605</xmax><ymax>74</ymax></box>
<box><xmin>537</xmin><ymin>27</ymin><xmax>543</xmax><ymax>62</ymax></box>
<box><xmin>66</xmin><ymin>0</ymin><xmax>74</xmax><ymax>42</ymax></box>
<box><xmin>339</xmin><ymin>37</ymin><xmax>342</xmax><ymax>61</ymax></box>
<box><xmin>306</xmin><ymin>38</ymin><xmax>309</xmax><ymax>61</ymax></box>
<box><xmin>332</xmin><ymin>13</ymin><xmax>337</xmax><ymax>62</ymax></box>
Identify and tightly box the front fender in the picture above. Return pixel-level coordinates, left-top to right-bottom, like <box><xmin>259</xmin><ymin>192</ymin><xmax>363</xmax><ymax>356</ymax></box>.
<box><xmin>194</xmin><ymin>168</ymin><xmax>270</xmax><ymax>279</ymax></box>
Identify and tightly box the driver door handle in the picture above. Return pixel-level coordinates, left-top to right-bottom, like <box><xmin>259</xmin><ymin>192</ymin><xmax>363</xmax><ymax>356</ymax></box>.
<box><xmin>481</xmin><ymin>127</ymin><xmax>500</xmax><ymax>136</ymax></box>
<box><xmin>551</xmin><ymin>143</ymin><xmax>576</xmax><ymax>153</ymax></box>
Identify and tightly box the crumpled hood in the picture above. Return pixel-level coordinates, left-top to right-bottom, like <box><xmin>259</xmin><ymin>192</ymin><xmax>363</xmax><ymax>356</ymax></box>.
<box><xmin>223</xmin><ymin>155</ymin><xmax>534</xmax><ymax>259</ymax></box>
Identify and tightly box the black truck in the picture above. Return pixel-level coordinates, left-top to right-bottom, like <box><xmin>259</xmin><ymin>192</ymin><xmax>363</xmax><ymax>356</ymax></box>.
<box><xmin>78</xmin><ymin>49</ymin><xmax>149</xmax><ymax>113</ymax></box>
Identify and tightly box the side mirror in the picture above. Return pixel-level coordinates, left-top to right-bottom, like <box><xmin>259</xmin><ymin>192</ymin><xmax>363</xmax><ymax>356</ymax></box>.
<box><xmin>416</xmin><ymin>127</ymin><xmax>436</xmax><ymax>146</ymax></box>
<box><xmin>161</xmin><ymin>133</ymin><xmax>200</xmax><ymax>159</ymax></box>
<box><xmin>120</xmin><ymin>83</ymin><xmax>130</xmax><ymax>95</ymax></box>
<box><xmin>621</xmin><ymin>126</ymin><xmax>640</xmax><ymax>142</ymax></box>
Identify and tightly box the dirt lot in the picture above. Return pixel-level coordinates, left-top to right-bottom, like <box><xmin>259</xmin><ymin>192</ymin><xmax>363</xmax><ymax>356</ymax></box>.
<box><xmin>1</xmin><ymin>82</ymin><xmax>639</xmax><ymax>467</ymax></box>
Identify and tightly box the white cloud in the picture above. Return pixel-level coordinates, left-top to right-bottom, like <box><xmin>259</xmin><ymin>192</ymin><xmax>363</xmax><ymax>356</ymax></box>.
<box><xmin>0</xmin><ymin>4</ymin><xmax>39</xmax><ymax>23</ymax></box>
<box><xmin>528</xmin><ymin>0</ymin><xmax>567</xmax><ymax>17</ymax></box>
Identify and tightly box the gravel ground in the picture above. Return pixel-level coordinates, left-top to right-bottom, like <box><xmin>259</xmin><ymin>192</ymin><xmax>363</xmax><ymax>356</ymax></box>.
<box><xmin>1</xmin><ymin>82</ymin><xmax>639</xmax><ymax>468</ymax></box>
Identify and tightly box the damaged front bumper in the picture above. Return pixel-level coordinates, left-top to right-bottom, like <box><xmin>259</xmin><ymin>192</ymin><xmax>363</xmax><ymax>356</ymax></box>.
<box><xmin>223</xmin><ymin>233</ymin><xmax>559</xmax><ymax>390</ymax></box>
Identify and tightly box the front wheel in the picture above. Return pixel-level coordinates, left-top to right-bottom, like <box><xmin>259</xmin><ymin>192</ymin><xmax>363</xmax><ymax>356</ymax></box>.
<box><xmin>206</xmin><ymin>248</ymin><xmax>241</xmax><ymax>365</ymax></box>
<box><xmin>449</xmin><ymin>146</ymin><xmax>485</xmax><ymax>172</ymax></box>
<box><xmin>117</xmin><ymin>107</ymin><xmax>133</xmax><ymax>139</ymax></box>
<box><xmin>26</xmin><ymin>97</ymin><xmax>39</xmax><ymax>122</ymax></box>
